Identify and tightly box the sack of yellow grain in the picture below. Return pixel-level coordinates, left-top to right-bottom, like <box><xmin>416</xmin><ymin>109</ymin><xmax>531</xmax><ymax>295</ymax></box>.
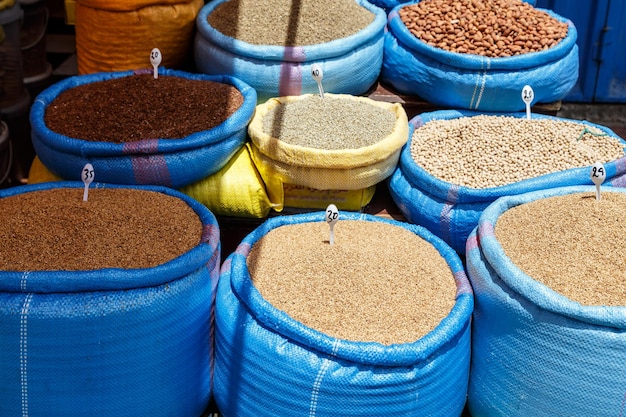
<box><xmin>75</xmin><ymin>0</ymin><xmax>203</xmax><ymax>74</ymax></box>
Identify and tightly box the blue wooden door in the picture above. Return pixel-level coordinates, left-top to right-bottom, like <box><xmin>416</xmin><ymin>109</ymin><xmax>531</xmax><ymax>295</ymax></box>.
<box><xmin>536</xmin><ymin>0</ymin><xmax>626</xmax><ymax>103</ymax></box>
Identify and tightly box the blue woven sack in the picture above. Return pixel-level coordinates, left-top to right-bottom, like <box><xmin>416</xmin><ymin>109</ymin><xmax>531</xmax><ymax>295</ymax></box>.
<box><xmin>388</xmin><ymin>109</ymin><xmax>626</xmax><ymax>254</ymax></box>
<box><xmin>214</xmin><ymin>211</ymin><xmax>473</xmax><ymax>416</ymax></box>
<box><xmin>30</xmin><ymin>68</ymin><xmax>257</xmax><ymax>188</ymax></box>
<box><xmin>465</xmin><ymin>185</ymin><xmax>626</xmax><ymax>417</ymax></box>
<box><xmin>369</xmin><ymin>0</ymin><xmax>535</xmax><ymax>14</ymax></box>
<box><xmin>0</xmin><ymin>181</ymin><xmax>220</xmax><ymax>417</ymax></box>
<box><xmin>381</xmin><ymin>3</ymin><xmax>577</xmax><ymax>112</ymax></box>
<box><xmin>194</xmin><ymin>0</ymin><xmax>386</xmax><ymax>103</ymax></box>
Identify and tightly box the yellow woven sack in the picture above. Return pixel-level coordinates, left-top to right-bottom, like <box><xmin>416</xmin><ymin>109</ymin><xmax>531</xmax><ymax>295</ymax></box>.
<box><xmin>248</xmin><ymin>93</ymin><xmax>409</xmax><ymax>191</ymax></box>
<box><xmin>28</xmin><ymin>156</ymin><xmax>62</xmax><ymax>183</ymax></box>
<box><xmin>75</xmin><ymin>0</ymin><xmax>203</xmax><ymax>74</ymax></box>
<box><xmin>181</xmin><ymin>145</ymin><xmax>278</xmax><ymax>218</ymax></box>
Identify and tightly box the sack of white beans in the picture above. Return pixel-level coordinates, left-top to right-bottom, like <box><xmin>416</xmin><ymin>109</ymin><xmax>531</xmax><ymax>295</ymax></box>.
<box><xmin>381</xmin><ymin>0</ymin><xmax>577</xmax><ymax>111</ymax></box>
<box><xmin>465</xmin><ymin>185</ymin><xmax>626</xmax><ymax>417</ymax></box>
<box><xmin>388</xmin><ymin>109</ymin><xmax>626</xmax><ymax>254</ymax></box>
<box><xmin>194</xmin><ymin>0</ymin><xmax>386</xmax><ymax>103</ymax></box>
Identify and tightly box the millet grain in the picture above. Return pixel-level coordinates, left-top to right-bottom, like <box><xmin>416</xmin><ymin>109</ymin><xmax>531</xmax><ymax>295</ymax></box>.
<box><xmin>496</xmin><ymin>191</ymin><xmax>626</xmax><ymax>306</ymax></box>
<box><xmin>247</xmin><ymin>220</ymin><xmax>457</xmax><ymax>345</ymax></box>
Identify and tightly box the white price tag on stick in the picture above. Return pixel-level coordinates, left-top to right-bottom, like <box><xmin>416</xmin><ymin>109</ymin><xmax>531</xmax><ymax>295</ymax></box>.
<box><xmin>325</xmin><ymin>204</ymin><xmax>339</xmax><ymax>245</ymax></box>
<box><xmin>81</xmin><ymin>163</ymin><xmax>95</xmax><ymax>202</ymax></box>
<box><xmin>590</xmin><ymin>161</ymin><xmax>606</xmax><ymax>201</ymax></box>
<box><xmin>150</xmin><ymin>48</ymin><xmax>162</xmax><ymax>79</ymax></box>
<box><xmin>521</xmin><ymin>85</ymin><xmax>534</xmax><ymax>120</ymax></box>
<box><xmin>311</xmin><ymin>64</ymin><xmax>325</xmax><ymax>99</ymax></box>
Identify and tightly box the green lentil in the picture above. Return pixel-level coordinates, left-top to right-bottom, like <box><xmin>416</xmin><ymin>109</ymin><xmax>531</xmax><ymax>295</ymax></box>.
<box><xmin>261</xmin><ymin>95</ymin><xmax>396</xmax><ymax>150</ymax></box>
<box><xmin>207</xmin><ymin>0</ymin><xmax>374</xmax><ymax>46</ymax></box>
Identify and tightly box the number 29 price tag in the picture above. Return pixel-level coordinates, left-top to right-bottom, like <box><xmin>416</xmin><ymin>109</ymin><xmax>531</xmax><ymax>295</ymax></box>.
<box><xmin>590</xmin><ymin>161</ymin><xmax>606</xmax><ymax>201</ymax></box>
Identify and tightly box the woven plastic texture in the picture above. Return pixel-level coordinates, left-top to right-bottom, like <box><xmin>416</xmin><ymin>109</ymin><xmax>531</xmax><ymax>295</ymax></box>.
<box><xmin>181</xmin><ymin>145</ymin><xmax>276</xmax><ymax>218</ymax></box>
<box><xmin>0</xmin><ymin>181</ymin><xmax>221</xmax><ymax>416</ymax></box>
<box><xmin>465</xmin><ymin>185</ymin><xmax>626</xmax><ymax>417</ymax></box>
<box><xmin>30</xmin><ymin>68</ymin><xmax>257</xmax><ymax>189</ymax></box>
<box><xmin>213</xmin><ymin>211</ymin><xmax>473</xmax><ymax>417</ymax></box>
<box><xmin>247</xmin><ymin>94</ymin><xmax>408</xmax><ymax>190</ymax></box>
<box><xmin>75</xmin><ymin>0</ymin><xmax>203</xmax><ymax>74</ymax></box>
<box><xmin>388</xmin><ymin>109</ymin><xmax>626</xmax><ymax>254</ymax></box>
<box><xmin>381</xmin><ymin>4</ymin><xmax>577</xmax><ymax>112</ymax></box>
<box><xmin>193</xmin><ymin>0</ymin><xmax>386</xmax><ymax>102</ymax></box>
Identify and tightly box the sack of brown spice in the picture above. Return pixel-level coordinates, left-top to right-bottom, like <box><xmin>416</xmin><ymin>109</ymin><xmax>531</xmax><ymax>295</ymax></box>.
<box><xmin>466</xmin><ymin>185</ymin><xmax>626</xmax><ymax>417</ymax></box>
<box><xmin>381</xmin><ymin>0</ymin><xmax>578</xmax><ymax>111</ymax></box>
<box><xmin>30</xmin><ymin>68</ymin><xmax>257</xmax><ymax>189</ymax></box>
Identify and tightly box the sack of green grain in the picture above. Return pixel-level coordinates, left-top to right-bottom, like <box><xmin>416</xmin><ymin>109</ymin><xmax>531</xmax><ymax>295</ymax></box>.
<box><xmin>388</xmin><ymin>109</ymin><xmax>626</xmax><ymax>254</ymax></box>
<box><xmin>215</xmin><ymin>211</ymin><xmax>473</xmax><ymax>416</ymax></box>
<box><xmin>247</xmin><ymin>94</ymin><xmax>408</xmax><ymax>210</ymax></box>
<box><xmin>194</xmin><ymin>0</ymin><xmax>386</xmax><ymax>102</ymax></box>
<box><xmin>381</xmin><ymin>0</ymin><xmax>577</xmax><ymax>111</ymax></box>
<box><xmin>466</xmin><ymin>185</ymin><xmax>626</xmax><ymax>417</ymax></box>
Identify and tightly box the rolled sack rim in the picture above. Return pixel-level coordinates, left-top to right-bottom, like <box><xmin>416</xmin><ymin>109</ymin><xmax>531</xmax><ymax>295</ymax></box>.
<box><xmin>227</xmin><ymin>211</ymin><xmax>473</xmax><ymax>367</ymax></box>
<box><xmin>195</xmin><ymin>0</ymin><xmax>387</xmax><ymax>62</ymax></box>
<box><xmin>474</xmin><ymin>185</ymin><xmax>626</xmax><ymax>328</ymax></box>
<box><xmin>248</xmin><ymin>94</ymin><xmax>409</xmax><ymax>167</ymax></box>
<box><xmin>387</xmin><ymin>3</ymin><xmax>577</xmax><ymax>71</ymax></box>
<box><xmin>400</xmin><ymin>109</ymin><xmax>626</xmax><ymax>204</ymax></box>
<box><xmin>30</xmin><ymin>68</ymin><xmax>257</xmax><ymax>156</ymax></box>
<box><xmin>0</xmin><ymin>181</ymin><xmax>220</xmax><ymax>293</ymax></box>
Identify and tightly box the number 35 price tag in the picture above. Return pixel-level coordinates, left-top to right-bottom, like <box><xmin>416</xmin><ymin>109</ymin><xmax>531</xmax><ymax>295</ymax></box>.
<box><xmin>82</xmin><ymin>163</ymin><xmax>95</xmax><ymax>202</ymax></box>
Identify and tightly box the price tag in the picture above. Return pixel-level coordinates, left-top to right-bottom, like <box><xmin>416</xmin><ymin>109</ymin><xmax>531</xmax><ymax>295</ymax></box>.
<box><xmin>150</xmin><ymin>48</ymin><xmax>162</xmax><ymax>79</ymax></box>
<box><xmin>590</xmin><ymin>161</ymin><xmax>606</xmax><ymax>201</ymax></box>
<box><xmin>325</xmin><ymin>204</ymin><xmax>339</xmax><ymax>245</ymax></box>
<box><xmin>81</xmin><ymin>163</ymin><xmax>95</xmax><ymax>202</ymax></box>
<box><xmin>521</xmin><ymin>85</ymin><xmax>534</xmax><ymax>120</ymax></box>
<box><xmin>311</xmin><ymin>64</ymin><xmax>325</xmax><ymax>99</ymax></box>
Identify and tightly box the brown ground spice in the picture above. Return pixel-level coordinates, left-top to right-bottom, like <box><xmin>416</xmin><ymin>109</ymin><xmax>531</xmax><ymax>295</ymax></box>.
<box><xmin>247</xmin><ymin>220</ymin><xmax>457</xmax><ymax>345</ymax></box>
<box><xmin>0</xmin><ymin>188</ymin><xmax>202</xmax><ymax>271</ymax></box>
<box><xmin>44</xmin><ymin>74</ymin><xmax>244</xmax><ymax>143</ymax></box>
<box><xmin>495</xmin><ymin>191</ymin><xmax>626</xmax><ymax>306</ymax></box>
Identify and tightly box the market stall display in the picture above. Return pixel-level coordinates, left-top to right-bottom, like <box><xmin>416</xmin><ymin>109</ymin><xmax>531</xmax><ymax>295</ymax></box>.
<box><xmin>0</xmin><ymin>181</ymin><xmax>220</xmax><ymax>416</ymax></box>
<box><xmin>382</xmin><ymin>0</ymin><xmax>578</xmax><ymax>111</ymax></box>
<box><xmin>389</xmin><ymin>109</ymin><xmax>626</xmax><ymax>254</ymax></box>
<box><xmin>30</xmin><ymin>68</ymin><xmax>256</xmax><ymax>188</ymax></box>
<box><xmin>466</xmin><ymin>185</ymin><xmax>626</xmax><ymax>416</ymax></box>
<box><xmin>194</xmin><ymin>0</ymin><xmax>386</xmax><ymax>102</ymax></box>
<box><xmin>214</xmin><ymin>211</ymin><xmax>473</xmax><ymax>416</ymax></box>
